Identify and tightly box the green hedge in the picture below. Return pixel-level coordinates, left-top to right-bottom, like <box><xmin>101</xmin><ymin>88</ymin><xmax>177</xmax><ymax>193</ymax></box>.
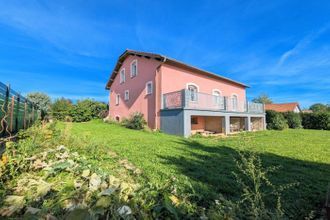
<box><xmin>266</xmin><ymin>110</ymin><xmax>330</xmax><ymax>131</ymax></box>
<box><xmin>283</xmin><ymin>112</ymin><xmax>302</xmax><ymax>129</ymax></box>
<box><xmin>266</xmin><ymin>110</ymin><xmax>288</xmax><ymax>130</ymax></box>
<box><xmin>70</xmin><ymin>99</ymin><xmax>107</xmax><ymax>122</ymax></box>
<box><xmin>51</xmin><ymin>98</ymin><xmax>107</xmax><ymax>122</ymax></box>
<box><xmin>301</xmin><ymin>112</ymin><xmax>330</xmax><ymax>130</ymax></box>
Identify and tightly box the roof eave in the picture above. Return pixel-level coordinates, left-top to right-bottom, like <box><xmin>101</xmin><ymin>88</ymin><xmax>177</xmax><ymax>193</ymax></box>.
<box><xmin>105</xmin><ymin>49</ymin><xmax>249</xmax><ymax>89</ymax></box>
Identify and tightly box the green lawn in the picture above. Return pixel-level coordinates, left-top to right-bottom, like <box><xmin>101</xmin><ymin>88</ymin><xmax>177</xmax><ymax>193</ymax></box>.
<box><xmin>67</xmin><ymin>120</ymin><xmax>330</xmax><ymax>219</ymax></box>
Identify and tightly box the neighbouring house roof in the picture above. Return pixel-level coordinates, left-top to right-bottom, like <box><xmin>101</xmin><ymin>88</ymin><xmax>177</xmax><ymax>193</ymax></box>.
<box><xmin>105</xmin><ymin>49</ymin><xmax>249</xmax><ymax>89</ymax></box>
<box><xmin>302</xmin><ymin>109</ymin><xmax>313</xmax><ymax>113</ymax></box>
<box><xmin>265</xmin><ymin>102</ymin><xmax>301</xmax><ymax>112</ymax></box>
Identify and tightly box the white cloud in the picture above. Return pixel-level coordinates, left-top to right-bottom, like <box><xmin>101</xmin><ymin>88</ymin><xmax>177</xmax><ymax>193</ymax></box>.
<box><xmin>277</xmin><ymin>24</ymin><xmax>330</xmax><ymax>67</ymax></box>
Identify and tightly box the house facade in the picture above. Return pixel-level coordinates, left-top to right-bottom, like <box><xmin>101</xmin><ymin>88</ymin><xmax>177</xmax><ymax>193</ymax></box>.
<box><xmin>106</xmin><ymin>50</ymin><xmax>265</xmax><ymax>137</ymax></box>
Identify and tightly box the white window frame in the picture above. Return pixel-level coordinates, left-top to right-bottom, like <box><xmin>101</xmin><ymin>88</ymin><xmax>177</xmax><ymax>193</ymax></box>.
<box><xmin>231</xmin><ymin>94</ymin><xmax>238</xmax><ymax>111</ymax></box>
<box><xmin>212</xmin><ymin>89</ymin><xmax>222</xmax><ymax>97</ymax></box>
<box><xmin>115</xmin><ymin>94</ymin><xmax>120</xmax><ymax>105</ymax></box>
<box><xmin>124</xmin><ymin>90</ymin><xmax>129</xmax><ymax>101</ymax></box>
<box><xmin>186</xmin><ymin>83</ymin><xmax>199</xmax><ymax>102</ymax></box>
<box><xmin>130</xmin><ymin>59</ymin><xmax>138</xmax><ymax>78</ymax></box>
<box><xmin>146</xmin><ymin>81</ymin><xmax>153</xmax><ymax>95</ymax></box>
<box><xmin>212</xmin><ymin>89</ymin><xmax>222</xmax><ymax>106</ymax></box>
<box><xmin>120</xmin><ymin>68</ymin><xmax>126</xmax><ymax>84</ymax></box>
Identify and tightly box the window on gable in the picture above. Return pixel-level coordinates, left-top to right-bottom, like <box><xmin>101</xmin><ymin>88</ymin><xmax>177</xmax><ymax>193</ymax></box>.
<box><xmin>120</xmin><ymin>69</ymin><xmax>125</xmax><ymax>84</ymax></box>
<box><xmin>115</xmin><ymin>94</ymin><xmax>120</xmax><ymax>105</ymax></box>
<box><xmin>146</xmin><ymin>81</ymin><xmax>153</xmax><ymax>95</ymax></box>
<box><xmin>187</xmin><ymin>84</ymin><xmax>198</xmax><ymax>101</ymax></box>
<box><xmin>124</xmin><ymin>90</ymin><xmax>129</xmax><ymax>101</ymax></box>
<box><xmin>131</xmin><ymin>60</ymin><xmax>138</xmax><ymax>77</ymax></box>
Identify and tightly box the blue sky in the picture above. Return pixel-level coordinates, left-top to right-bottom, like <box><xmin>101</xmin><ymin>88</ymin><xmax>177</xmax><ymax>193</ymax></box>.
<box><xmin>0</xmin><ymin>0</ymin><xmax>329</xmax><ymax>108</ymax></box>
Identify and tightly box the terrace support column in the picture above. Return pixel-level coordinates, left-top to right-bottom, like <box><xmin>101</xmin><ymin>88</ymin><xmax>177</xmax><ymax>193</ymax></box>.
<box><xmin>224</xmin><ymin>115</ymin><xmax>230</xmax><ymax>135</ymax></box>
<box><xmin>183</xmin><ymin>111</ymin><xmax>191</xmax><ymax>138</ymax></box>
<box><xmin>245</xmin><ymin>116</ymin><xmax>252</xmax><ymax>131</ymax></box>
<box><xmin>263</xmin><ymin>116</ymin><xmax>267</xmax><ymax>130</ymax></box>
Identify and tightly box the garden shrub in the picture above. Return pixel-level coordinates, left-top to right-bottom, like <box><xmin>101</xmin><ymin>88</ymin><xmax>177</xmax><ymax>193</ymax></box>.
<box><xmin>51</xmin><ymin>99</ymin><xmax>107</xmax><ymax>122</ymax></box>
<box><xmin>283</xmin><ymin>112</ymin><xmax>302</xmax><ymax>129</ymax></box>
<box><xmin>302</xmin><ymin>112</ymin><xmax>330</xmax><ymax>130</ymax></box>
<box><xmin>51</xmin><ymin>98</ymin><xmax>73</xmax><ymax>121</ymax></box>
<box><xmin>121</xmin><ymin>112</ymin><xmax>146</xmax><ymax>130</ymax></box>
<box><xmin>70</xmin><ymin>99</ymin><xmax>107</xmax><ymax>122</ymax></box>
<box><xmin>266</xmin><ymin>110</ymin><xmax>288</xmax><ymax>130</ymax></box>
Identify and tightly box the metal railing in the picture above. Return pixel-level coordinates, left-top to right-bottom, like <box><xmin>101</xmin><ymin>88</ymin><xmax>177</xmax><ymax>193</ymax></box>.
<box><xmin>0</xmin><ymin>82</ymin><xmax>39</xmax><ymax>139</ymax></box>
<box><xmin>162</xmin><ymin>89</ymin><xmax>264</xmax><ymax>113</ymax></box>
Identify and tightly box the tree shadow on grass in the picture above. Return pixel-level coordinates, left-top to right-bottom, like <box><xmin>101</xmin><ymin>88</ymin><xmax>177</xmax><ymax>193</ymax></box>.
<box><xmin>158</xmin><ymin>138</ymin><xmax>330</xmax><ymax>219</ymax></box>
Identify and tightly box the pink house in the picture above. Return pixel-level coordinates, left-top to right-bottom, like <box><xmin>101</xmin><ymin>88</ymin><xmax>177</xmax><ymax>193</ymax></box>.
<box><xmin>106</xmin><ymin>50</ymin><xmax>265</xmax><ymax>137</ymax></box>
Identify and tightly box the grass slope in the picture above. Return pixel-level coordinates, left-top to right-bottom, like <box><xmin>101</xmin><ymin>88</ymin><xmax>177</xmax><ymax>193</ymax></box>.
<box><xmin>68</xmin><ymin>120</ymin><xmax>330</xmax><ymax>218</ymax></box>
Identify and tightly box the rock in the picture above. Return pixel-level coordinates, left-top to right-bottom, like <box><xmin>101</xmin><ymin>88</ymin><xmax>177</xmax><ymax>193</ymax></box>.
<box><xmin>98</xmin><ymin>187</ymin><xmax>116</xmax><ymax>196</ymax></box>
<box><xmin>117</xmin><ymin>205</ymin><xmax>132</xmax><ymax>216</ymax></box>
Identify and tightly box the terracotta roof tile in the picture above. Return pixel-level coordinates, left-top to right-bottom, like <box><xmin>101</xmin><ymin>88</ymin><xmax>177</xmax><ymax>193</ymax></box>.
<box><xmin>265</xmin><ymin>102</ymin><xmax>300</xmax><ymax>112</ymax></box>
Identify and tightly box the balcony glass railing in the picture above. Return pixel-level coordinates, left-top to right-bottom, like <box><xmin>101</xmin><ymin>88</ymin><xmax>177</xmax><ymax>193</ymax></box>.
<box><xmin>162</xmin><ymin>89</ymin><xmax>264</xmax><ymax>113</ymax></box>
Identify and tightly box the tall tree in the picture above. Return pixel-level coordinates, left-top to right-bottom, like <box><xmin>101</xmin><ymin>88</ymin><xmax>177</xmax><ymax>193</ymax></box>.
<box><xmin>252</xmin><ymin>94</ymin><xmax>273</xmax><ymax>104</ymax></box>
<box><xmin>27</xmin><ymin>92</ymin><xmax>51</xmax><ymax>119</ymax></box>
<box><xmin>309</xmin><ymin>103</ymin><xmax>330</xmax><ymax>113</ymax></box>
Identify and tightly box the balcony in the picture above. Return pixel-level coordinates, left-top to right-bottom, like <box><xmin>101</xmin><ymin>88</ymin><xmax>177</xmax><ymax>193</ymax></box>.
<box><xmin>162</xmin><ymin>89</ymin><xmax>264</xmax><ymax>114</ymax></box>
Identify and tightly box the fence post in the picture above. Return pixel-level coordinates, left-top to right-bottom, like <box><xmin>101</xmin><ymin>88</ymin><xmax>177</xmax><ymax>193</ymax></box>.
<box><xmin>23</xmin><ymin>100</ymin><xmax>27</xmax><ymax>129</ymax></box>
<box><xmin>32</xmin><ymin>106</ymin><xmax>35</xmax><ymax>123</ymax></box>
<box><xmin>10</xmin><ymin>95</ymin><xmax>14</xmax><ymax>132</ymax></box>
<box><xmin>15</xmin><ymin>95</ymin><xmax>20</xmax><ymax>131</ymax></box>
<box><xmin>1</xmin><ymin>84</ymin><xmax>10</xmax><ymax>137</ymax></box>
<box><xmin>27</xmin><ymin>103</ymin><xmax>31</xmax><ymax>128</ymax></box>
